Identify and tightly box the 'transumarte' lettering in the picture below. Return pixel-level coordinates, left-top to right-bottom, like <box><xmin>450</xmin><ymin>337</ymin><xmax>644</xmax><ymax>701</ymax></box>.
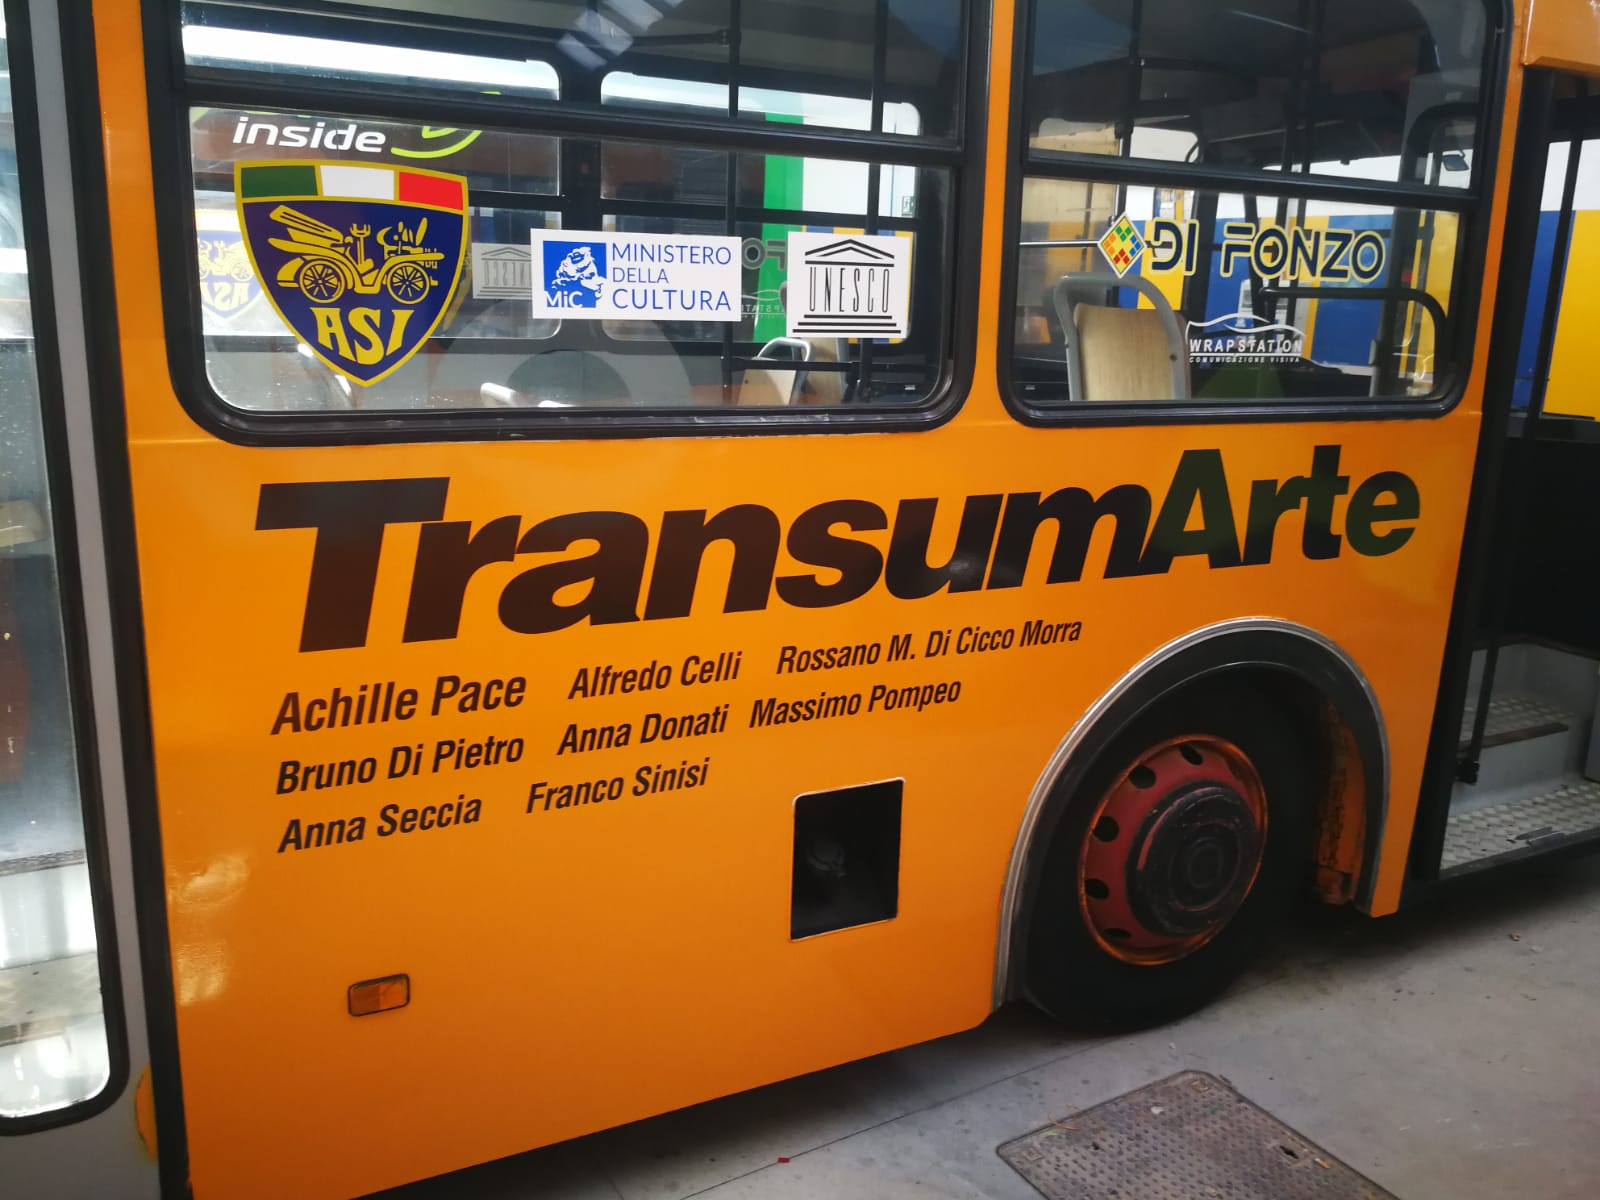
<box><xmin>258</xmin><ymin>446</ymin><xmax>1419</xmax><ymax>651</ymax></box>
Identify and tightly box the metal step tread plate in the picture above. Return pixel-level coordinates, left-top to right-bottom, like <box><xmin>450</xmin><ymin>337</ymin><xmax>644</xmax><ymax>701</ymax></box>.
<box><xmin>0</xmin><ymin>952</ymin><xmax>103</xmax><ymax>1045</ymax></box>
<box><xmin>1442</xmin><ymin>779</ymin><xmax>1600</xmax><ymax>872</ymax></box>
<box><xmin>1459</xmin><ymin>694</ymin><xmax>1573</xmax><ymax>749</ymax></box>
<box><xmin>0</xmin><ymin>847</ymin><xmax>86</xmax><ymax>879</ymax></box>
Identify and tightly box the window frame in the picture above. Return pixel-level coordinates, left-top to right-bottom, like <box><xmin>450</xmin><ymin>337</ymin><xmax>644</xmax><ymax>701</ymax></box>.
<box><xmin>998</xmin><ymin>0</ymin><xmax>1514</xmax><ymax>427</ymax></box>
<box><xmin>0</xmin><ymin>0</ymin><xmax>130</xmax><ymax>1135</ymax></box>
<box><xmin>147</xmin><ymin>0</ymin><xmax>990</xmax><ymax>444</ymax></box>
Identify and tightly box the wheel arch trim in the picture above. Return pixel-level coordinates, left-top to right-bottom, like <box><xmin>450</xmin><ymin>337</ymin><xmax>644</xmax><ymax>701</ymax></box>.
<box><xmin>992</xmin><ymin>617</ymin><xmax>1389</xmax><ymax>1007</ymax></box>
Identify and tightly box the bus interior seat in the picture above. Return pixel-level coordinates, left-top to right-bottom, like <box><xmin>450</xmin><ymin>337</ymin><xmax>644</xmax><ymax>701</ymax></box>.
<box><xmin>479</xmin><ymin>382</ymin><xmax>572</xmax><ymax>408</ymax></box>
<box><xmin>794</xmin><ymin>336</ymin><xmax>845</xmax><ymax>406</ymax></box>
<box><xmin>296</xmin><ymin>341</ymin><xmax>354</xmax><ymax>408</ymax></box>
<box><xmin>741</xmin><ymin>280</ymin><xmax>847</xmax><ymax>406</ymax></box>
<box><xmin>0</xmin><ymin>499</ymin><xmax>45</xmax><ymax>549</ymax></box>
<box><xmin>505</xmin><ymin>348</ymin><xmax>639</xmax><ymax>407</ymax></box>
<box><xmin>740</xmin><ymin>335</ymin><xmax>846</xmax><ymax>407</ymax></box>
<box><xmin>1074</xmin><ymin>305</ymin><xmax>1183</xmax><ymax>402</ymax></box>
<box><xmin>740</xmin><ymin>336</ymin><xmax>804</xmax><ymax>406</ymax></box>
<box><xmin>1053</xmin><ymin>273</ymin><xmax>1191</xmax><ymax>403</ymax></box>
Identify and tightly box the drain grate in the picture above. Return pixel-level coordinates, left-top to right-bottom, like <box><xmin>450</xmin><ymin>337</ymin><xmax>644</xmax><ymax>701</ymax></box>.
<box><xmin>997</xmin><ymin>1071</ymin><xmax>1396</xmax><ymax>1200</ymax></box>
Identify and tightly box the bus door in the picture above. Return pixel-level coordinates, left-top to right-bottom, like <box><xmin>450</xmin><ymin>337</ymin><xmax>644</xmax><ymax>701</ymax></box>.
<box><xmin>1</xmin><ymin>0</ymin><xmax>158</xmax><ymax>1195</ymax></box>
<box><xmin>1414</xmin><ymin>48</ymin><xmax>1600</xmax><ymax>882</ymax></box>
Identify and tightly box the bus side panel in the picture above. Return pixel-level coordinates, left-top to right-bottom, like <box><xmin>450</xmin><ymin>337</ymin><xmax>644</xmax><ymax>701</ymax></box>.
<box><xmin>120</xmin><ymin>438</ymin><xmax>1480</xmax><ymax>1200</ymax></box>
<box><xmin>96</xmin><ymin>5</ymin><xmax>1491</xmax><ymax>1200</ymax></box>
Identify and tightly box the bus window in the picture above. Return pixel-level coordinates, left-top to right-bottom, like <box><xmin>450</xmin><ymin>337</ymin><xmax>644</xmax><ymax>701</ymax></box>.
<box><xmin>0</xmin><ymin>20</ymin><xmax>110</xmax><ymax>1119</ymax></box>
<box><xmin>1012</xmin><ymin>183</ymin><xmax>1460</xmax><ymax>403</ymax></box>
<box><xmin>1010</xmin><ymin>0</ymin><xmax>1492</xmax><ymax>409</ymax></box>
<box><xmin>584</xmin><ymin>0</ymin><xmax>963</xmax><ymax>140</ymax></box>
<box><xmin>178</xmin><ymin>0</ymin><xmax>966</xmax><ymax>418</ymax></box>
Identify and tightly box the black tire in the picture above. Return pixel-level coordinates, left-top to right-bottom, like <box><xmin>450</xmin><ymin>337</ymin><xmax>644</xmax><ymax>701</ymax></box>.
<box><xmin>1025</xmin><ymin>682</ymin><xmax>1315</xmax><ymax>1029</ymax></box>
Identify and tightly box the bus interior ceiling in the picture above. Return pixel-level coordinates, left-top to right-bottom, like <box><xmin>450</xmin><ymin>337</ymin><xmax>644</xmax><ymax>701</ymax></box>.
<box><xmin>1028</xmin><ymin>0</ymin><xmax>1481</xmax><ymax>174</ymax></box>
<box><xmin>189</xmin><ymin>0</ymin><xmax>955</xmax><ymax>82</ymax></box>
<box><xmin>1444</xmin><ymin>80</ymin><xmax>1600</xmax><ymax>879</ymax></box>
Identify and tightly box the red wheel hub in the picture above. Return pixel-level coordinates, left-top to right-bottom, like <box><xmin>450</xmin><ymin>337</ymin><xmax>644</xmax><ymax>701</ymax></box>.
<box><xmin>1078</xmin><ymin>736</ymin><xmax>1267</xmax><ymax>965</ymax></box>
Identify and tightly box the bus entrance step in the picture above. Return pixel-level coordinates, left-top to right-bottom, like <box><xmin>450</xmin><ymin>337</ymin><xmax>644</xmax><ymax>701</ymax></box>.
<box><xmin>1441</xmin><ymin>779</ymin><xmax>1600</xmax><ymax>874</ymax></box>
<box><xmin>998</xmin><ymin>1071</ymin><xmax>1396</xmax><ymax>1200</ymax></box>
<box><xmin>1458</xmin><ymin>694</ymin><xmax>1580</xmax><ymax>798</ymax></box>
<box><xmin>1459</xmin><ymin>694</ymin><xmax>1571</xmax><ymax>751</ymax></box>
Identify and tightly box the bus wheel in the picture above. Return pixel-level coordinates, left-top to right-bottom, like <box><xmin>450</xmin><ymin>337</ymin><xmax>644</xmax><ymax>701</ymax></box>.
<box><xmin>1026</xmin><ymin>684</ymin><xmax>1313</xmax><ymax>1028</ymax></box>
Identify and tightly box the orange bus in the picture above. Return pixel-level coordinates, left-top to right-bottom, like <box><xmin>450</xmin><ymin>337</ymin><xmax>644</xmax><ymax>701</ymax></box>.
<box><xmin>8</xmin><ymin>0</ymin><xmax>1600</xmax><ymax>1196</ymax></box>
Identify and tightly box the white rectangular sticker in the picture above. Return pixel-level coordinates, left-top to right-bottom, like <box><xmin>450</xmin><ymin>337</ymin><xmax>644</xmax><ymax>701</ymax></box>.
<box><xmin>786</xmin><ymin>232</ymin><xmax>911</xmax><ymax>339</ymax></box>
<box><xmin>530</xmin><ymin>230</ymin><xmax>743</xmax><ymax>322</ymax></box>
<box><xmin>472</xmin><ymin>243</ymin><xmax>533</xmax><ymax>300</ymax></box>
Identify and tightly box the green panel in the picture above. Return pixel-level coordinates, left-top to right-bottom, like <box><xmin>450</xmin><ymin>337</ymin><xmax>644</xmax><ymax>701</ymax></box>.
<box><xmin>755</xmin><ymin>113</ymin><xmax>805</xmax><ymax>343</ymax></box>
<box><xmin>239</xmin><ymin>164</ymin><xmax>318</xmax><ymax>199</ymax></box>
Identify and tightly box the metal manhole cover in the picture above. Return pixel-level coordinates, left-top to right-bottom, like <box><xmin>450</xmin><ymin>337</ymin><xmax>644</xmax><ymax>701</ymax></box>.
<box><xmin>997</xmin><ymin>1071</ymin><xmax>1397</xmax><ymax>1200</ymax></box>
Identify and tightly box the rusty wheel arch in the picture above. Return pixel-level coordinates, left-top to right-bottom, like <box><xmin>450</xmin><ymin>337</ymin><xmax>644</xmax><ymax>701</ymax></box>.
<box><xmin>995</xmin><ymin>619</ymin><xmax>1386</xmax><ymax>1007</ymax></box>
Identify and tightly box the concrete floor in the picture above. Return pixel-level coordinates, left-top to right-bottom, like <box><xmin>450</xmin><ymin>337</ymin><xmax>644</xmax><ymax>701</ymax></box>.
<box><xmin>374</xmin><ymin>860</ymin><xmax>1600</xmax><ymax>1200</ymax></box>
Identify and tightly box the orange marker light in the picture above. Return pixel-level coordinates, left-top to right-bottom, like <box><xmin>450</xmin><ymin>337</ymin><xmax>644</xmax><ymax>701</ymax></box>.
<box><xmin>348</xmin><ymin>974</ymin><xmax>410</xmax><ymax>1017</ymax></box>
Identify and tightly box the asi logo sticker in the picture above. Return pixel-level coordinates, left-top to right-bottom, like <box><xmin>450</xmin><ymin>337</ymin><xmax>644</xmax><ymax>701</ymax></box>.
<box><xmin>1098</xmin><ymin>214</ymin><xmax>1147</xmax><ymax>278</ymax></box>
<box><xmin>195</xmin><ymin>208</ymin><xmax>261</xmax><ymax>324</ymax></box>
<box><xmin>235</xmin><ymin>160</ymin><xmax>468</xmax><ymax>385</ymax></box>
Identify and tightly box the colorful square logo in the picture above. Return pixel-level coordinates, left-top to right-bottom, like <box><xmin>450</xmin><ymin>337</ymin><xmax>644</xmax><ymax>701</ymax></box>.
<box><xmin>1099</xmin><ymin>214</ymin><xmax>1147</xmax><ymax>278</ymax></box>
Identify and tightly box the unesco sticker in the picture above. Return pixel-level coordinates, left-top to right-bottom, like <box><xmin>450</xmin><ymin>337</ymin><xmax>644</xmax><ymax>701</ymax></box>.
<box><xmin>786</xmin><ymin>232</ymin><xmax>911</xmax><ymax>340</ymax></box>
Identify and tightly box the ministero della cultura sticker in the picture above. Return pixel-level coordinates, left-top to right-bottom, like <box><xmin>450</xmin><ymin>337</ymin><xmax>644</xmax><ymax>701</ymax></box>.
<box><xmin>787</xmin><ymin>231</ymin><xmax>911</xmax><ymax>340</ymax></box>
<box><xmin>530</xmin><ymin>230</ymin><xmax>743</xmax><ymax>322</ymax></box>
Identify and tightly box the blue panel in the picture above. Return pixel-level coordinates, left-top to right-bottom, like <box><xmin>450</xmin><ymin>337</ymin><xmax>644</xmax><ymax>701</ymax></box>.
<box><xmin>1304</xmin><ymin>215</ymin><xmax>1391</xmax><ymax>369</ymax></box>
<box><xmin>1513</xmin><ymin>212</ymin><xmax>1563</xmax><ymax>409</ymax></box>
